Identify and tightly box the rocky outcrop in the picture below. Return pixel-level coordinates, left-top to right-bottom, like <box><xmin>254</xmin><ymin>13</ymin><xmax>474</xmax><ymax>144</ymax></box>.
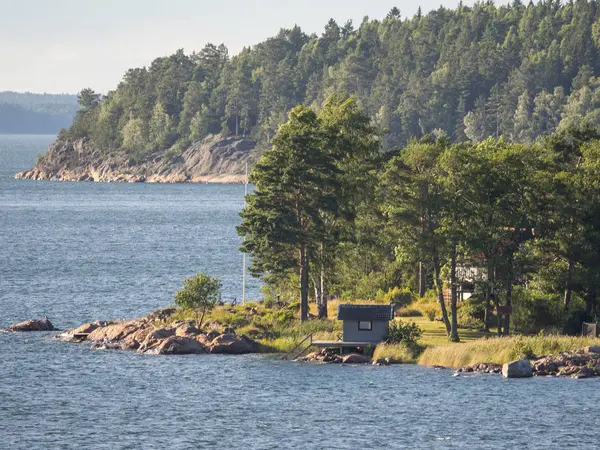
<box><xmin>15</xmin><ymin>134</ymin><xmax>256</xmax><ymax>183</ymax></box>
<box><xmin>530</xmin><ymin>348</ymin><xmax>600</xmax><ymax>379</ymax></box>
<box><xmin>502</xmin><ymin>359</ymin><xmax>533</xmax><ymax>378</ymax></box>
<box><xmin>59</xmin><ymin>316</ymin><xmax>259</xmax><ymax>357</ymax></box>
<box><xmin>4</xmin><ymin>318</ymin><xmax>56</xmax><ymax>332</ymax></box>
<box><xmin>454</xmin><ymin>347</ymin><xmax>600</xmax><ymax>379</ymax></box>
<box><xmin>455</xmin><ymin>362</ymin><xmax>502</xmax><ymax>375</ymax></box>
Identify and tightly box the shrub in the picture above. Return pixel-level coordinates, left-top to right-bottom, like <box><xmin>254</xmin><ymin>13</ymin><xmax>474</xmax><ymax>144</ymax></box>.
<box><xmin>381</xmin><ymin>287</ymin><xmax>414</xmax><ymax>307</ymax></box>
<box><xmin>396</xmin><ymin>306</ymin><xmax>423</xmax><ymax>317</ymax></box>
<box><xmin>420</xmin><ymin>303</ymin><xmax>440</xmax><ymax>322</ymax></box>
<box><xmin>385</xmin><ymin>320</ymin><xmax>423</xmax><ymax>344</ymax></box>
<box><xmin>511</xmin><ymin>288</ymin><xmax>562</xmax><ymax>334</ymax></box>
<box><xmin>456</xmin><ymin>298</ymin><xmax>486</xmax><ymax>329</ymax></box>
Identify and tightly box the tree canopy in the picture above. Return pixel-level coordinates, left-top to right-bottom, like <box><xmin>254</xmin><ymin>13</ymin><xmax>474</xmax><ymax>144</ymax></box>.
<box><xmin>61</xmin><ymin>1</ymin><xmax>600</xmax><ymax>156</ymax></box>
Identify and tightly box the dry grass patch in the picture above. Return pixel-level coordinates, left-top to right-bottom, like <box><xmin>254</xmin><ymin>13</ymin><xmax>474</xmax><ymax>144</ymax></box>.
<box><xmin>418</xmin><ymin>335</ymin><xmax>600</xmax><ymax>367</ymax></box>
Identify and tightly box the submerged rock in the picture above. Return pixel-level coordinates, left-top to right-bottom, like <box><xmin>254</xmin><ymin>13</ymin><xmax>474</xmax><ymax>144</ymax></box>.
<box><xmin>8</xmin><ymin>318</ymin><xmax>55</xmax><ymax>332</ymax></box>
<box><xmin>456</xmin><ymin>363</ymin><xmax>502</xmax><ymax>375</ymax></box>
<box><xmin>502</xmin><ymin>359</ymin><xmax>533</xmax><ymax>378</ymax></box>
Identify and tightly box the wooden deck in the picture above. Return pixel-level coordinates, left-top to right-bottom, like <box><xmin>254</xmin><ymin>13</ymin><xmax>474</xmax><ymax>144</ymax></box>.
<box><xmin>312</xmin><ymin>340</ymin><xmax>377</xmax><ymax>348</ymax></box>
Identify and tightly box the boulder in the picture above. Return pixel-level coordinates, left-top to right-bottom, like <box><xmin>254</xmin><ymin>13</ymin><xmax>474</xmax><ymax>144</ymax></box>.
<box><xmin>572</xmin><ymin>367</ymin><xmax>596</xmax><ymax>379</ymax></box>
<box><xmin>86</xmin><ymin>321</ymin><xmax>139</xmax><ymax>342</ymax></box>
<box><xmin>70</xmin><ymin>323</ymin><xmax>100</xmax><ymax>335</ymax></box>
<box><xmin>149</xmin><ymin>336</ymin><xmax>206</xmax><ymax>355</ymax></box>
<box><xmin>9</xmin><ymin>318</ymin><xmax>55</xmax><ymax>332</ymax></box>
<box><xmin>585</xmin><ymin>346</ymin><xmax>600</xmax><ymax>354</ymax></box>
<box><xmin>121</xmin><ymin>325</ymin><xmax>154</xmax><ymax>350</ymax></box>
<box><xmin>342</xmin><ymin>353</ymin><xmax>370</xmax><ymax>364</ymax></box>
<box><xmin>502</xmin><ymin>359</ymin><xmax>533</xmax><ymax>378</ymax></box>
<box><xmin>137</xmin><ymin>327</ymin><xmax>176</xmax><ymax>352</ymax></box>
<box><xmin>195</xmin><ymin>333</ymin><xmax>212</xmax><ymax>346</ymax></box>
<box><xmin>209</xmin><ymin>334</ymin><xmax>256</xmax><ymax>354</ymax></box>
<box><xmin>174</xmin><ymin>323</ymin><xmax>201</xmax><ymax>337</ymax></box>
<box><xmin>372</xmin><ymin>358</ymin><xmax>391</xmax><ymax>366</ymax></box>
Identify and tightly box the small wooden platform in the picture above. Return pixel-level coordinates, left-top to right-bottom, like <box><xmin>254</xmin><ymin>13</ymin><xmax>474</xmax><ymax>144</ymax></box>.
<box><xmin>312</xmin><ymin>340</ymin><xmax>377</xmax><ymax>348</ymax></box>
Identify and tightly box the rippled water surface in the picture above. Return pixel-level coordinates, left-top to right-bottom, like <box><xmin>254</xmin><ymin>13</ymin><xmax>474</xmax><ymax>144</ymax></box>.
<box><xmin>1</xmin><ymin>135</ymin><xmax>599</xmax><ymax>449</ymax></box>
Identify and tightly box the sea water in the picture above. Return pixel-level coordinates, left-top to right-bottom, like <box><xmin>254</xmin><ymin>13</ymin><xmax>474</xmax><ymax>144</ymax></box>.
<box><xmin>1</xmin><ymin>135</ymin><xmax>599</xmax><ymax>449</ymax></box>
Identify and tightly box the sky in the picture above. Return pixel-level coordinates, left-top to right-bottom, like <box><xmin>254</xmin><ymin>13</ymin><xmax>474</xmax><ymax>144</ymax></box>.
<box><xmin>1</xmin><ymin>0</ymin><xmax>473</xmax><ymax>95</ymax></box>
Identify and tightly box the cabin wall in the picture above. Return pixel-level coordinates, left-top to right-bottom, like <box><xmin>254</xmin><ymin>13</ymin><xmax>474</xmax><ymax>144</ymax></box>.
<box><xmin>343</xmin><ymin>320</ymin><xmax>388</xmax><ymax>343</ymax></box>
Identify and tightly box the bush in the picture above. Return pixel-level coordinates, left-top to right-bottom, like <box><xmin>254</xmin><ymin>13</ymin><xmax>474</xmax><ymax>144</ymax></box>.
<box><xmin>420</xmin><ymin>303</ymin><xmax>440</xmax><ymax>321</ymax></box>
<box><xmin>385</xmin><ymin>320</ymin><xmax>423</xmax><ymax>344</ymax></box>
<box><xmin>396</xmin><ymin>306</ymin><xmax>423</xmax><ymax>317</ymax></box>
<box><xmin>512</xmin><ymin>288</ymin><xmax>562</xmax><ymax>334</ymax></box>
<box><xmin>381</xmin><ymin>287</ymin><xmax>414</xmax><ymax>307</ymax></box>
<box><xmin>456</xmin><ymin>297</ymin><xmax>486</xmax><ymax>329</ymax></box>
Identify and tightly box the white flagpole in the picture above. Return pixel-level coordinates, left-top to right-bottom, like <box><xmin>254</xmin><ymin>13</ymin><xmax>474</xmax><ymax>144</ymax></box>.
<box><xmin>242</xmin><ymin>161</ymin><xmax>248</xmax><ymax>305</ymax></box>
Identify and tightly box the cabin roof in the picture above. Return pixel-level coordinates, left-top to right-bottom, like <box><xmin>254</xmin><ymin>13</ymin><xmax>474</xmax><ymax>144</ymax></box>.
<box><xmin>337</xmin><ymin>304</ymin><xmax>394</xmax><ymax>321</ymax></box>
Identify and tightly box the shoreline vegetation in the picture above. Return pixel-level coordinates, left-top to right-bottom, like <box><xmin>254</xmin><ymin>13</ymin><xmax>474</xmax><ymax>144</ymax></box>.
<box><xmin>22</xmin><ymin>298</ymin><xmax>594</xmax><ymax>378</ymax></box>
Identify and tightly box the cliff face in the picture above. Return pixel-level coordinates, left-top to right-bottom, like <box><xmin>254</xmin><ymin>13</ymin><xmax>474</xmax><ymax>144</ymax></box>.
<box><xmin>15</xmin><ymin>135</ymin><xmax>255</xmax><ymax>183</ymax></box>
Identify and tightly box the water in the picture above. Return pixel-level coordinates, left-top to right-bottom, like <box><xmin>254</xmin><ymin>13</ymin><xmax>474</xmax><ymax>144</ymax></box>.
<box><xmin>1</xmin><ymin>135</ymin><xmax>599</xmax><ymax>449</ymax></box>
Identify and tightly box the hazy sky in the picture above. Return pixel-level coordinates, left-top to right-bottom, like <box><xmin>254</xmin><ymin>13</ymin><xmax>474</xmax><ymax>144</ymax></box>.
<box><xmin>1</xmin><ymin>0</ymin><xmax>472</xmax><ymax>94</ymax></box>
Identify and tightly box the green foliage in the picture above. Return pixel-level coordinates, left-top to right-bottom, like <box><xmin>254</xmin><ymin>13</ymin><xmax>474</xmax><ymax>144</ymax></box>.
<box><xmin>58</xmin><ymin>2</ymin><xmax>600</xmax><ymax>162</ymax></box>
<box><xmin>385</xmin><ymin>320</ymin><xmax>423</xmax><ymax>344</ymax></box>
<box><xmin>455</xmin><ymin>298</ymin><xmax>486</xmax><ymax>329</ymax></box>
<box><xmin>380</xmin><ymin>287</ymin><xmax>414</xmax><ymax>307</ymax></box>
<box><xmin>420</xmin><ymin>303</ymin><xmax>441</xmax><ymax>322</ymax></box>
<box><xmin>174</xmin><ymin>273</ymin><xmax>222</xmax><ymax>328</ymax></box>
<box><xmin>511</xmin><ymin>288</ymin><xmax>562</xmax><ymax>334</ymax></box>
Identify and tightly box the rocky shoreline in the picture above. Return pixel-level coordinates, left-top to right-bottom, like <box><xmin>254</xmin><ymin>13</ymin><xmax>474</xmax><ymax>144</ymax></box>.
<box><xmin>15</xmin><ymin>134</ymin><xmax>255</xmax><ymax>184</ymax></box>
<box><xmin>5</xmin><ymin>316</ymin><xmax>600</xmax><ymax>376</ymax></box>
<box><xmin>57</xmin><ymin>317</ymin><xmax>259</xmax><ymax>355</ymax></box>
<box><xmin>455</xmin><ymin>346</ymin><xmax>600</xmax><ymax>379</ymax></box>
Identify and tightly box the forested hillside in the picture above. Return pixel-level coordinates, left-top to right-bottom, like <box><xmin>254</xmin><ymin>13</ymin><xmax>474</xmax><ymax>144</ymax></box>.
<box><xmin>64</xmin><ymin>0</ymin><xmax>600</xmax><ymax>154</ymax></box>
<box><xmin>0</xmin><ymin>92</ymin><xmax>78</xmax><ymax>134</ymax></box>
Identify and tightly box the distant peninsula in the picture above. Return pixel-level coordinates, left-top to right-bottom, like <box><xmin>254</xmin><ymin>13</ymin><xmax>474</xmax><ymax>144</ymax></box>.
<box><xmin>16</xmin><ymin>134</ymin><xmax>254</xmax><ymax>183</ymax></box>
<box><xmin>0</xmin><ymin>91</ymin><xmax>78</xmax><ymax>135</ymax></box>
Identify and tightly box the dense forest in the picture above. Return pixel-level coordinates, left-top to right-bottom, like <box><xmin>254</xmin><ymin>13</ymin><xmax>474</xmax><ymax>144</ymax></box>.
<box><xmin>238</xmin><ymin>95</ymin><xmax>600</xmax><ymax>342</ymax></box>
<box><xmin>65</xmin><ymin>0</ymin><xmax>600</xmax><ymax>155</ymax></box>
<box><xmin>0</xmin><ymin>92</ymin><xmax>78</xmax><ymax>134</ymax></box>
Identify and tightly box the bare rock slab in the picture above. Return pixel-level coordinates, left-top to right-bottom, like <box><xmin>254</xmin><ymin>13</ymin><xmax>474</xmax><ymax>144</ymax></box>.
<box><xmin>502</xmin><ymin>359</ymin><xmax>533</xmax><ymax>378</ymax></box>
<box><xmin>9</xmin><ymin>318</ymin><xmax>55</xmax><ymax>332</ymax></box>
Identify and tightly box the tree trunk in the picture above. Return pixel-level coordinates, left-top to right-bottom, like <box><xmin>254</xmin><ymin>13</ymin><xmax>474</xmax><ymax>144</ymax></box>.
<box><xmin>299</xmin><ymin>245</ymin><xmax>309</xmax><ymax>322</ymax></box>
<box><xmin>449</xmin><ymin>244</ymin><xmax>460</xmax><ymax>342</ymax></box>
<box><xmin>483</xmin><ymin>258</ymin><xmax>494</xmax><ymax>332</ymax></box>
<box><xmin>418</xmin><ymin>261</ymin><xmax>426</xmax><ymax>298</ymax></box>
<box><xmin>585</xmin><ymin>278</ymin><xmax>596</xmax><ymax>316</ymax></box>
<box><xmin>563</xmin><ymin>259</ymin><xmax>574</xmax><ymax>310</ymax></box>
<box><xmin>199</xmin><ymin>306</ymin><xmax>207</xmax><ymax>329</ymax></box>
<box><xmin>432</xmin><ymin>249</ymin><xmax>451</xmax><ymax>335</ymax></box>
<box><xmin>317</xmin><ymin>265</ymin><xmax>328</xmax><ymax>319</ymax></box>
<box><xmin>503</xmin><ymin>253</ymin><xmax>514</xmax><ymax>336</ymax></box>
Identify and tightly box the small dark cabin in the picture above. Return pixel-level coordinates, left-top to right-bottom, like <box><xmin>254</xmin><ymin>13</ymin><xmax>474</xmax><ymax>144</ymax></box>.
<box><xmin>337</xmin><ymin>304</ymin><xmax>394</xmax><ymax>343</ymax></box>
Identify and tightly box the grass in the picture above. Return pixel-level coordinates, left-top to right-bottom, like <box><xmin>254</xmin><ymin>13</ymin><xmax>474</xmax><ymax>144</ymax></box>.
<box><xmin>418</xmin><ymin>334</ymin><xmax>600</xmax><ymax>367</ymax></box>
<box><xmin>372</xmin><ymin>342</ymin><xmax>422</xmax><ymax>363</ymax></box>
